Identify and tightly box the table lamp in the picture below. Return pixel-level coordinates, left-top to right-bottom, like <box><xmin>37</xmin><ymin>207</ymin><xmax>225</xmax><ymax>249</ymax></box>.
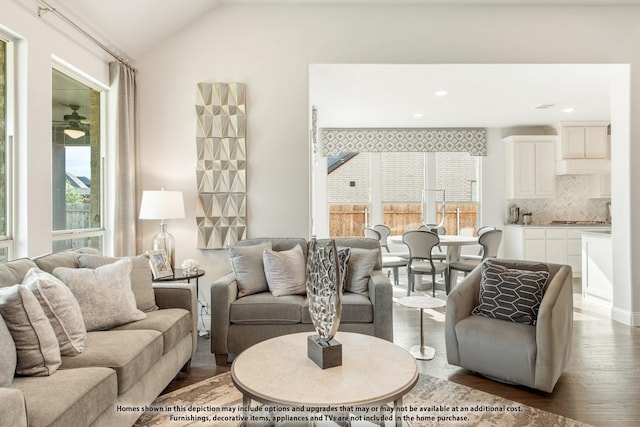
<box><xmin>139</xmin><ymin>189</ymin><xmax>185</xmax><ymax>271</ymax></box>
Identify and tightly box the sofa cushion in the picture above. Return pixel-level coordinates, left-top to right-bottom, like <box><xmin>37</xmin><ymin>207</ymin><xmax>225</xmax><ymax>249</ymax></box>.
<box><xmin>77</xmin><ymin>254</ymin><xmax>159</xmax><ymax>312</ymax></box>
<box><xmin>111</xmin><ymin>308</ymin><xmax>191</xmax><ymax>354</ymax></box>
<box><xmin>60</xmin><ymin>329</ymin><xmax>163</xmax><ymax>394</ymax></box>
<box><xmin>0</xmin><ymin>258</ymin><xmax>39</xmax><ymax>288</ymax></box>
<box><xmin>473</xmin><ymin>260</ymin><xmax>549</xmax><ymax>325</ymax></box>
<box><xmin>10</xmin><ymin>367</ymin><xmax>117</xmax><ymax>427</ymax></box>
<box><xmin>302</xmin><ymin>292</ymin><xmax>373</xmax><ymax>324</ymax></box>
<box><xmin>345</xmin><ymin>248</ymin><xmax>378</xmax><ymax>295</ymax></box>
<box><xmin>22</xmin><ymin>268</ymin><xmax>87</xmax><ymax>356</ymax></box>
<box><xmin>32</xmin><ymin>247</ymin><xmax>101</xmax><ymax>274</ymax></box>
<box><xmin>0</xmin><ymin>315</ymin><xmax>17</xmax><ymax>386</ymax></box>
<box><xmin>230</xmin><ymin>292</ymin><xmax>304</xmax><ymax>324</ymax></box>
<box><xmin>0</xmin><ymin>284</ymin><xmax>61</xmax><ymax>376</ymax></box>
<box><xmin>456</xmin><ymin>315</ymin><xmax>536</xmax><ymax>386</ymax></box>
<box><xmin>53</xmin><ymin>258</ymin><xmax>146</xmax><ymax>331</ymax></box>
<box><xmin>228</xmin><ymin>241</ymin><xmax>273</xmax><ymax>298</ymax></box>
<box><xmin>263</xmin><ymin>244</ymin><xmax>306</xmax><ymax>297</ymax></box>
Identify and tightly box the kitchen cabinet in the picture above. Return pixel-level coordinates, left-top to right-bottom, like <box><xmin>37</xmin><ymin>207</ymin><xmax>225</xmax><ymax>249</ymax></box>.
<box><xmin>504</xmin><ymin>136</ymin><xmax>556</xmax><ymax>199</ymax></box>
<box><xmin>589</xmin><ymin>174</ymin><xmax>611</xmax><ymax>198</ymax></box>
<box><xmin>558</xmin><ymin>122</ymin><xmax>609</xmax><ymax>160</ymax></box>
<box><xmin>503</xmin><ymin>225</ymin><xmax>611</xmax><ymax>277</ymax></box>
<box><xmin>582</xmin><ymin>231</ymin><xmax>612</xmax><ymax>307</ymax></box>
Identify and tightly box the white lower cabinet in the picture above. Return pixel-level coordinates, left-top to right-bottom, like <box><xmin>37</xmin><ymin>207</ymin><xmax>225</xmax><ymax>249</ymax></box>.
<box><xmin>503</xmin><ymin>225</ymin><xmax>611</xmax><ymax>276</ymax></box>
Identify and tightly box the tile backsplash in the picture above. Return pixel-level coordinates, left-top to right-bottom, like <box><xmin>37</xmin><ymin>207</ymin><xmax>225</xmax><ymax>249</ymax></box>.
<box><xmin>507</xmin><ymin>175</ymin><xmax>611</xmax><ymax>225</ymax></box>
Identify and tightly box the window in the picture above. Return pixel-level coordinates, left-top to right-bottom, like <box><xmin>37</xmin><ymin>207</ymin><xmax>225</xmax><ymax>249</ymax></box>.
<box><xmin>52</xmin><ymin>68</ymin><xmax>103</xmax><ymax>252</ymax></box>
<box><xmin>325</xmin><ymin>151</ymin><xmax>479</xmax><ymax>237</ymax></box>
<box><xmin>0</xmin><ymin>38</ymin><xmax>12</xmax><ymax>261</ymax></box>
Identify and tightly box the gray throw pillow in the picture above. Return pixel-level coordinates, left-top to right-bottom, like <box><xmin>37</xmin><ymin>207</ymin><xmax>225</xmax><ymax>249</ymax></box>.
<box><xmin>0</xmin><ymin>285</ymin><xmax>61</xmax><ymax>376</ymax></box>
<box><xmin>263</xmin><ymin>244</ymin><xmax>306</xmax><ymax>297</ymax></box>
<box><xmin>472</xmin><ymin>260</ymin><xmax>550</xmax><ymax>325</ymax></box>
<box><xmin>228</xmin><ymin>242</ymin><xmax>273</xmax><ymax>298</ymax></box>
<box><xmin>53</xmin><ymin>258</ymin><xmax>146</xmax><ymax>331</ymax></box>
<box><xmin>0</xmin><ymin>316</ymin><xmax>17</xmax><ymax>386</ymax></box>
<box><xmin>345</xmin><ymin>248</ymin><xmax>378</xmax><ymax>295</ymax></box>
<box><xmin>22</xmin><ymin>268</ymin><xmax>87</xmax><ymax>356</ymax></box>
<box><xmin>77</xmin><ymin>254</ymin><xmax>159</xmax><ymax>312</ymax></box>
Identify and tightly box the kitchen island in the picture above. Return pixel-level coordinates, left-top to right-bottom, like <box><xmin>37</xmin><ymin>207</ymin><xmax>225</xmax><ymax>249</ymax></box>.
<box><xmin>582</xmin><ymin>230</ymin><xmax>613</xmax><ymax>308</ymax></box>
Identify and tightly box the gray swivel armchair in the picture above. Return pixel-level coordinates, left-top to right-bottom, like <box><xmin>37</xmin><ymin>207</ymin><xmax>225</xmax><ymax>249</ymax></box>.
<box><xmin>445</xmin><ymin>259</ymin><xmax>573</xmax><ymax>393</ymax></box>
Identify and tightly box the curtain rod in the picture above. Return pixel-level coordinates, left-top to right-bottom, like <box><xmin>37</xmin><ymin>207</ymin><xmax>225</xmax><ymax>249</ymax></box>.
<box><xmin>36</xmin><ymin>0</ymin><xmax>137</xmax><ymax>73</ymax></box>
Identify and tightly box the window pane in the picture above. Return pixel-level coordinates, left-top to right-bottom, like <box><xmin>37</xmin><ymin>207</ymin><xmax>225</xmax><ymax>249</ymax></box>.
<box><xmin>328</xmin><ymin>153</ymin><xmax>370</xmax><ymax>237</ymax></box>
<box><xmin>435</xmin><ymin>152</ymin><xmax>479</xmax><ymax>235</ymax></box>
<box><xmin>53</xmin><ymin>235</ymin><xmax>103</xmax><ymax>253</ymax></box>
<box><xmin>52</xmin><ymin>69</ymin><xmax>101</xmax><ymax>232</ymax></box>
<box><xmin>0</xmin><ymin>39</ymin><xmax>7</xmax><ymax>238</ymax></box>
<box><xmin>381</xmin><ymin>153</ymin><xmax>424</xmax><ymax>234</ymax></box>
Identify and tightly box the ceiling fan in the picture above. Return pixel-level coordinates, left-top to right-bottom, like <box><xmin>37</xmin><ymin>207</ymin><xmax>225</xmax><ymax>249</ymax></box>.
<box><xmin>61</xmin><ymin>105</ymin><xmax>90</xmax><ymax>139</ymax></box>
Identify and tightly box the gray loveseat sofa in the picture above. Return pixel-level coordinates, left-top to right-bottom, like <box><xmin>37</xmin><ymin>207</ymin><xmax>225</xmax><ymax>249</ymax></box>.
<box><xmin>0</xmin><ymin>249</ymin><xmax>197</xmax><ymax>427</ymax></box>
<box><xmin>211</xmin><ymin>237</ymin><xmax>394</xmax><ymax>365</ymax></box>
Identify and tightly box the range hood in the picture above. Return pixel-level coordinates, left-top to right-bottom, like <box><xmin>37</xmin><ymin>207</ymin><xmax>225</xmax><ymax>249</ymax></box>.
<box><xmin>556</xmin><ymin>159</ymin><xmax>610</xmax><ymax>175</ymax></box>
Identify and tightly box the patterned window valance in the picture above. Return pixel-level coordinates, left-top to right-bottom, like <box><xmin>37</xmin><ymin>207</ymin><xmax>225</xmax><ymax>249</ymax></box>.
<box><xmin>321</xmin><ymin>128</ymin><xmax>487</xmax><ymax>156</ymax></box>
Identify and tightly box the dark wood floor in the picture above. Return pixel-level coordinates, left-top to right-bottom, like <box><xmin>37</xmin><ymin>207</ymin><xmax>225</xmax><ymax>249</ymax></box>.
<box><xmin>163</xmin><ymin>276</ymin><xmax>640</xmax><ymax>427</ymax></box>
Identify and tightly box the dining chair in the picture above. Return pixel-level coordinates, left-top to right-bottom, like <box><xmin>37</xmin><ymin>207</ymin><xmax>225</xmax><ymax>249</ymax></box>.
<box><xmin>365</xmin><ymin>227</ymin><xmax>407</xmax><ymax>286</ymax></box>
<box><xmin>448</xmin><ymin>229</ymin><xmax>503</xmax><ymax>288</ymax></box>
<box><xmin>402</xmin><ymin>230</ymin><xmax>449</xmax><ymax>297</ymax></box>
<box><xmin>461</xmin><ymin>225</ymin><xmax>497</xmax><ymax>260</ymax></box>
<box><xmin>419</xmin><ymin>224</ymin><xmax>447</xmax><ymax>262</ymax></box>
<box><xmin>372</xmin><ymin>224</ymin><xmax>391</xmax><ymax>252</ymax></box>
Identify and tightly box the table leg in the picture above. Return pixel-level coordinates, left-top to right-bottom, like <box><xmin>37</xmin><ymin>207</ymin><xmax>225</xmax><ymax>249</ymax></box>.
<box><xmin>241</xmin><ymin>394</ymin><xmax>250</xmax><ymax>427</ymax></box>
<box><xmin>409</xmin><ymin>308</ymin><xmax>436</xmax><ymax>360</ymax></box>
<box><xmin>394</xmin><ymin>397</ymin><xmax>403</xmax><ymax>427</ymax></box>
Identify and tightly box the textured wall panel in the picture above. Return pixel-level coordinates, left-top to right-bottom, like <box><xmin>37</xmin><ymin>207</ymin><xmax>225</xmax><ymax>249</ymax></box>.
<box><xmin>196</xmin><ymin>82</ymin><xmax>247</xmax><ymax>248</ymax></box>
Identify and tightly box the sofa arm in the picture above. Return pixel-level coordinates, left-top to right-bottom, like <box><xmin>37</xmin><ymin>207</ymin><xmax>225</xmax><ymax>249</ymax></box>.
<box><xmin>0</xmin><ymin>388</ymin><xmax>27</xmax><ymax>427</ymax></box>
<box><xmin>210</xmin><ymin>273</ymin><xmax>239</xmax><ymax>356</ymax></box>
<box><xmin>534</xmin><ymin>265</ymin><xmax>573</xmax><ymax>392</ymax></box>
<box><xmin>444</xmin><ymin>266</ymin><xmax>482</xmax><ymax>365</ymax></box>
<box><xmin>153</xmin><ymin>282</ymin><xmax>198</xmax><ymax>358</ymax></box>
<box><xmin>368</xmin><ymin>270</ymin><xmax>393</xmax><ymax>342</ymax></box>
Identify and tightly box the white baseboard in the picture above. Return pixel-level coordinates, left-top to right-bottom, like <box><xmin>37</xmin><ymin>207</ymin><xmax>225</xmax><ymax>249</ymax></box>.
<box><xmin>611</xmin><ymin>306</ymin><xmax>640</xmax><ymax>326</ymax></box>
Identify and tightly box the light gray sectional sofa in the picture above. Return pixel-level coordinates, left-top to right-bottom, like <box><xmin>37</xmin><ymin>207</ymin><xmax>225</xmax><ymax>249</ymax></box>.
<box><xmin>0</xmin><ymin>249</ymin><xmax>197</xmax><ymax>427</ymax></box>
<box><xmin>210</xmin><ymin>237</ymin><xmax>394</xmax><ymax>365</ymax></box>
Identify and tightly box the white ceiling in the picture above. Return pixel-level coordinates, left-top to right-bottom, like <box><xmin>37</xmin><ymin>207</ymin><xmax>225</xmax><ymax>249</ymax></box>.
<box><xmin>43</xmin><ymin>1</ymin><xmax>626</xmax><ymax>128</ymax></box>
<box><xmin>310</xmin><ymin>64</ymin><xmax>616</xmax><ymax>128</ymax></box>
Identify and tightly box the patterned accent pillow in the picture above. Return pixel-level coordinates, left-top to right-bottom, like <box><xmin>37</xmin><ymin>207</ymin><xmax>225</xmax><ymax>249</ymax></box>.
<box><xmin>337</xmin><ymin>247</ymin><xmax>351</xmax><ymax>292</ymax></box>
<box><xmin>472</xmin><ymin>260</ymin><xmax>550</xmax><ymax>325</ymax></box>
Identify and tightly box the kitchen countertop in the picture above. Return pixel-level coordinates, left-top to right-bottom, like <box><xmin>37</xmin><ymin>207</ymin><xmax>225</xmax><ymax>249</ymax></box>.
<box><xmin>505</xmin><ymin>223</ymin><xmax>611</xmax><ymax>227</ymax></box>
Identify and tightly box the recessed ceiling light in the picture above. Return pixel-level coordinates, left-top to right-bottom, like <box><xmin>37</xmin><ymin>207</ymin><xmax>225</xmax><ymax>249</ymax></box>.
<box><xmin>413</xmin><ymin>113</ymin><xmax>423</xmax><ymax>118</ymax></box>
<box><xmin>562</xmin><ymin>107</ymin><xmax>576</xmax><ymax>113</ymax></box>
<box><xmin>435</xmin><ymin>90</ymin><xmax>448</xmax><ymax>97</ymax></box>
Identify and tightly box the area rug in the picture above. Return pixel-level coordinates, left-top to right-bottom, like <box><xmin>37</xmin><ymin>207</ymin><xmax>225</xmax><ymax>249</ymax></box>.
<box><xmin>134</xmin><ymin>372</ymin><xmax>589</xmax><ymax>426</ymax></box>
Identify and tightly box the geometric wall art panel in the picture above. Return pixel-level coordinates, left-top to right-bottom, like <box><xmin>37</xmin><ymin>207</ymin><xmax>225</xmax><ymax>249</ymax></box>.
<box><xmin>195</xmin><ymin>82</ymin><xmax>247</xmax><ymax>248</ymax></box>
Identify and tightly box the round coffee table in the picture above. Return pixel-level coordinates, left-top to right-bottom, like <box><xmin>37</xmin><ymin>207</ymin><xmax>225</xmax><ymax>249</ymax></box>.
<box><xmin>397</xmin><ymin>296</ymin><xmax>446</xmax><ymax>360</ymax></box>
<box><xmin>231</xmin><ymin>332</ymin><xmax>418</xmax><ymax>426</ymax></box>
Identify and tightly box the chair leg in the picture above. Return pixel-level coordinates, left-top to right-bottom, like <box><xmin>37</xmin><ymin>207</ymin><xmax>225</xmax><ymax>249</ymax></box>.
<box><xmin>431</xmin><ymin>272</ymin><xmax>436</xmax><ymax>297</ymax></box>
<box><xmin>445</xmin><ymin>267</ymin><xmax>451</xmax><ymax>294</ymax></box>
<box><xmin>393</xmin><ymin>266</ymin><xmax>399</xmax><ymax>286</ymax></box>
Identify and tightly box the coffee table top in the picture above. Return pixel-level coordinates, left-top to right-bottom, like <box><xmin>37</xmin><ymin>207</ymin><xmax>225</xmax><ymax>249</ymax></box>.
<box><xmin>398</xmin><ymin>296</ymin><xmax>447</xmax><ymax>310</ymax></box>
<box><xmin>231</xmin><ymin>332</ymin><xmax>418</xmax><ymax>407</ymax></box>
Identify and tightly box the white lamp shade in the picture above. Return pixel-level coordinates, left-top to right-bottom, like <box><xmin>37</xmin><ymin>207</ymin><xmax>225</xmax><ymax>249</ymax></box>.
<box><xmin>139</xmin><ymin>190</ymin><xmax>185</xmax><ymax>220</ymax></box>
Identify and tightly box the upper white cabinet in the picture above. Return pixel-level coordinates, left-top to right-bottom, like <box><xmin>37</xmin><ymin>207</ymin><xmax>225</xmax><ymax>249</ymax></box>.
<box><xmin>555</xmin><ymin>122</ymin><xmax>611</xmax><ymax>175</ymax></box>
<box><xmin>504</xmin><ymin>135</ymin><xmax>556</xmax><ymax>199</ymax></box>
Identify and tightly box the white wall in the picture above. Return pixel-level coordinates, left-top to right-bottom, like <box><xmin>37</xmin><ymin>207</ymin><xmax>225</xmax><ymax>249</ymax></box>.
<box><xmin>137</xmin><ymin>4</ymin><xmax>640</xmax><ymax>324</ymax></box>
<box><xmin>2</xmin><ymin>0</ymin><xmax>111</xmax><ymax>257</ymax></box>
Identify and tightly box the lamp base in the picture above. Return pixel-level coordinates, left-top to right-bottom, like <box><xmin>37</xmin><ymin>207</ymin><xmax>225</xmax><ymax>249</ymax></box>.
<box><xmin>152</xmin><ymin>223</ymin><xmax>175</xmax><ymax>272</ymax></box>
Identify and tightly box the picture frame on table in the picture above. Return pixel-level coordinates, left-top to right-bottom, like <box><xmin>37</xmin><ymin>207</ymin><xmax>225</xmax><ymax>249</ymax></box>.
<box><xmin>147</xmin><ymin>249</ymin><xmax>173</xmax><ymax>279</ymax></box>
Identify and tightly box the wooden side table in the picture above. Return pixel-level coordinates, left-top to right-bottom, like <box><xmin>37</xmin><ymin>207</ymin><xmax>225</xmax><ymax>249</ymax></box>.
<box><xmin>153</xmin><ymin>269</ymin><xmax>208</xmax><ymax>337</ymax></box>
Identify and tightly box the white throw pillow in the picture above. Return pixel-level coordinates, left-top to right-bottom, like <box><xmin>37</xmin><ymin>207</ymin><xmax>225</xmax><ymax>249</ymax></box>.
<box><xmin>23</xmin><ymin>268</ymin><xmax>87</xmax><ymax>356</ymax></box>
<box><xmin>53</xmin><ymin>258</ymin><xmax>146</xmax><ymax>331</ymax></box>
<box><xmin>263</xmin><ymin>245</ymin><xmax>306</xmax><ymax>297</ymax></box>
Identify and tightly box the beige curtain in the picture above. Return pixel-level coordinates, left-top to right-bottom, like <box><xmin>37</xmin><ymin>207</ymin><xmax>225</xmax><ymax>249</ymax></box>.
<box><xmin>110</xmin><ymin>61</ymin><xmax>139</xmax><ymax>256</ymax></box>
